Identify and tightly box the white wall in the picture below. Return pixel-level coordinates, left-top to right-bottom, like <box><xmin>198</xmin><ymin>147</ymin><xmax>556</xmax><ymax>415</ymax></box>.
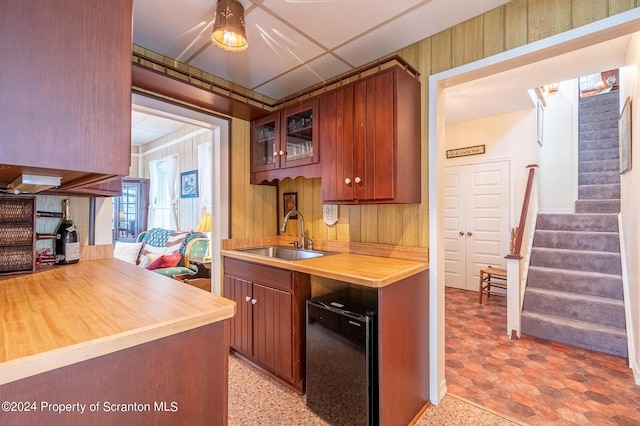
<box><xmin>620</xmin><ymin>32</ymin><xmax>640</xmax><ymax>383</ymax></box>
<box><xmin>137</xmin><ymin>124</ymin><xmax>213</xmax><ymax>232</ymax></box>
<box><xmin>445</xmin><ymin>108</ymin><xmax>538</xmax><ymax>226</ymax></box>
<box><xmin>537</xmin><ymin>80</ymin><xmax>579</xmax><ymax>213</ymax></box>
<box><xmin>94</xmin><ymin>198</ymin><xmax>113</xmax><ymax>245</ymax></box>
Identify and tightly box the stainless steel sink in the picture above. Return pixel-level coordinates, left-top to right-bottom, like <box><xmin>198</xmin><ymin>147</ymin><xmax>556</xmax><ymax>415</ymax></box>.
<box><xmin>236</xmin><ymin>245</ymin><xmax>334</xmax><ymax>261</ymax></box>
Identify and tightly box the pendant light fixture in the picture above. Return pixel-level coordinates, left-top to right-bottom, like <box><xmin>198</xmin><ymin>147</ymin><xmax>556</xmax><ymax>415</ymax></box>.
<box><xmin>211</xmin><ymin>0</ymin><xmax>248</xmax><ymax>52</ymax></box>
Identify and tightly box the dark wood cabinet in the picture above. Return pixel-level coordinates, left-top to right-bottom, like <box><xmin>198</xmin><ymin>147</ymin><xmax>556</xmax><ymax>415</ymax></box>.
<box><xmin>250</xmin><ymin>100</ymin><xmax>320</xmax><ymax>184</ymax></box>
<box><xmin>321</xmin><ymin>66</ymin><xmax>421</xmax><ymax>204</ymax></box>
<box><xmin>0</xmin><ymin>0</ymin><xmax>132</xmax><ymax>195</ymax></box>
<box><xmin>67</xmin><ymin>178</ymin><xmax>124</xmax><ymax>197</ymax></box>
<box><xmin>223</xmin><ymin>257</ymin><xmax>310</xmax><ymax>392</ymax></box>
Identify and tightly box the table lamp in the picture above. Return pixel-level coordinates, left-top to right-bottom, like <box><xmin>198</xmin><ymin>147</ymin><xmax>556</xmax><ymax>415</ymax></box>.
<box><xmin>196</xmin><ymin>213</ymin><xmax>212</xmax><ymax>261</ymax></box>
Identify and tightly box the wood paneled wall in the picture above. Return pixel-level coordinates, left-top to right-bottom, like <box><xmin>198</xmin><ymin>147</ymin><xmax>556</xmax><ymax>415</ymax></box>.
<box><xmin>227</xmin><ymin>0</ymin><xmax>639</xmax><ymax>247</ymax></box>
<box><xmin>230</xmin><ymin>119</ymin><xmax>278</xmax><ymax>238</ymax></box>
<box><xmin>136</xmin><ymin>124</ymin><xmax>213</xmax><ymax>232</ymax></box>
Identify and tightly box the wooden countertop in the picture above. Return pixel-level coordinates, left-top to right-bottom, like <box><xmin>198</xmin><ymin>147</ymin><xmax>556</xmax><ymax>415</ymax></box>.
<box><xmin>221</xmin><ymin>248</ymin><xmax>428</xmax><ymax>287</ymax></box>
<box><xmin>0</xmin><ymin>258</ymin><xmax>235</xmax><ymax>386</ymax></box>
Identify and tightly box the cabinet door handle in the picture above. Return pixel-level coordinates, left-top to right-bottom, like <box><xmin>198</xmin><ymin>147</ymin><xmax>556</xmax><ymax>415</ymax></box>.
<box><xmin>245</xmin><ymin>296</ymin><xmax>251</xmax><ymax>302</ymax></box>
<box><xmin>467</xmin><ymin>232</ymin><xmax>472</xmax><ymax>236</ymax></box>
<box><xmin>459</xmin><ymin>231</ymin><xmax>464</xmax><ymax>236</ymax></box>
<box><xmin>344</xmin><ymin>178</ymin><xmax>351</xmax><ymax>185</ymax></box>
<box><xmin>279</xmin><ymin>150</ymin><xmax>285</xmax><ymax>156</ymax></box>
<box><xmin>273</xmin><ymin>151</ymin><xmax>279</xmax><ymax>157</ymax></box>
<box><xmin>251</xmin><ymin>298</ymin><xmax>257</xmax><ymax>305</ymax></box>
<box><xmin>355</xmin><ymin>176</ymin><xmax>362</xmax><ymax>184</ymax></box>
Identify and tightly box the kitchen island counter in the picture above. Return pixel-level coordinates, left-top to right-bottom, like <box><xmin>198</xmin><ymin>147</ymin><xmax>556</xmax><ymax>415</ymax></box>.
<box><xmin>0</xmin><ymin>258</ymin><xmax>235</xmax><ymax>425</ymax></box>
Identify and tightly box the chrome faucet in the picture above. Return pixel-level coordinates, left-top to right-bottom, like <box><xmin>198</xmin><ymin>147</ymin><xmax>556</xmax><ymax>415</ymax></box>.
<box><xmin>280</xmin><ymin>209</ymin><xmax>306</xmax><ymax>249</ymax></box>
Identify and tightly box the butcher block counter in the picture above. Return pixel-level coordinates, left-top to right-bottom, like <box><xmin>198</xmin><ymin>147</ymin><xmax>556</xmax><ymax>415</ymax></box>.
<box><xmin>221</xmin><ymin>243</ymin><xmax>428</xmax><ymax>288</ymax></box>
<box><xmin>0</xmin><ymin>258</ymin><xmax>235</xmax><ymax>425</ymax></box>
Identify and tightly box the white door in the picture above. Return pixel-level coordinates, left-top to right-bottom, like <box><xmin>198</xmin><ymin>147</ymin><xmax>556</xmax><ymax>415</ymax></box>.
<box><xmin>444</xmin><ymin>161</ymin><xmax>510</xmax><ymax>291</ymax></box>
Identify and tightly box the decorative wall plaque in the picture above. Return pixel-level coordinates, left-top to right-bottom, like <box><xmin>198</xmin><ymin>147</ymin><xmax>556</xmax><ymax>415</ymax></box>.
<box><xmin>446</xmin><ymin>144</ymin><xmax>485</xmax><ymax>159</ymax></box>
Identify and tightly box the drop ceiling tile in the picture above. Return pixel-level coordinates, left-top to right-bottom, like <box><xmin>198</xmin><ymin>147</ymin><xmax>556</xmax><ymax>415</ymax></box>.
<box><xmin>262</xmin><ymin>0</ymin><xmax>424</xmax><ymax>50</ymax></box>
<box><xmin>132</xmin><ymin>128</ymin><xmax>164</xmax><ymax>146</ymax></box>
<box><xmin>137</xmin><ymin>115</ymin><xmax>186</xmax><ymax>133</ymax></box>
<box><xmin>131</xmin><ymin>111</ymin><xmax>147</xmax><ymax>127</ymax></box>
<box><xmin>255</xmin><ymin>54</ymin><xmax>352</xmax><ymax>99</ymax></box>
<box><xmin>133</xmin><ymin>0</ymin><xmax>216</xmax><ymax>62</ymax></box>
<box><xmin>189</xmin><ymin>7</ymin><xmax>325</xmax><ymax>90</ymax></box>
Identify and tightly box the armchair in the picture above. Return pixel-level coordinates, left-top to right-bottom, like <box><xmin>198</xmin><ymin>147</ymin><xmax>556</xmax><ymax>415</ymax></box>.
<box><xmin>136</xmin><ymin>229</ymin><xmax>209</xmax><ymax>279</ymax></box>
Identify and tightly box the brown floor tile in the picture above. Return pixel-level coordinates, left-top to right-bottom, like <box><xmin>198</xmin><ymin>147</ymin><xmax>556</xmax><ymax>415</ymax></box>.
<box><xmin>445</xmin><ymin>287</ymin><xmax>640</xmax><ymax>425</ymax></box>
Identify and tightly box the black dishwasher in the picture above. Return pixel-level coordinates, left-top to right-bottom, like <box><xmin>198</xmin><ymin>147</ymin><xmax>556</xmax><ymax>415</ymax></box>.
<box><xmin>306</xmin><ymin>287</ymin><xmax>378</xmax><ymax>426</ymax></box>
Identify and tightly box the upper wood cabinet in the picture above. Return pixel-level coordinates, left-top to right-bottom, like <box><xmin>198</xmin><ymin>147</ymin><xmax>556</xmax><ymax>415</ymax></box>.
<box><xmin>321</xmin><ymin>66</ymin><xmax>421</xmax><ymax>204</ymax></box>
<box><xmin>0</xmin><ymin>0</ymin><xmax>133</xmax><ymax>195</ymax></box>
<box><xmin>250</xmin><ymin>100</ymin><xmax>321</xmax><ymax>184</ymax></box>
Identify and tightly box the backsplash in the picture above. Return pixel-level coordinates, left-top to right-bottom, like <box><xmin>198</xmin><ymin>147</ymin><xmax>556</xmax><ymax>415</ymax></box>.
<box><xmin>35</xmin><ymin>195</ymin><xmax>89</xmax><ymax>250</ymax></box>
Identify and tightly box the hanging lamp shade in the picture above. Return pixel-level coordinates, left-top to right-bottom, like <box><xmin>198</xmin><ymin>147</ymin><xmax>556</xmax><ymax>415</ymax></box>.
<box><xmin>211</xmin><ymin>0</ymin><xmax>248</xmax><ymax>52</ymax></box>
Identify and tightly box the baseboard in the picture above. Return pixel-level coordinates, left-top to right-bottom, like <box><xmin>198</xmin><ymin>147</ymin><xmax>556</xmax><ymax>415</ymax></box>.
<box><xmin>438</xmin><ymin>379</ymin><xmax>447</xmax><ymax>403</ymax></box>
<box><xmin>618</xmin><ymin>214</ymin><xmax>637</xmax><ymax>382</ymax></box>
<box><xmin>633</xmin><ymin>358</ymin><xmax>640</xmax><ymax>385</ymax></box>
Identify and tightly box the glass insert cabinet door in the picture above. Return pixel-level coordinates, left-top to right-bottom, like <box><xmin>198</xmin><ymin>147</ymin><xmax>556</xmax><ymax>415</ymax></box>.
<box><xmin>282</xmin><ymin>100</ymin><xmax>317</xmax><ymax>167</ymax></box>
<box><xmin>251</xmin><ymin>99</ymin><xmax>318</xmax><ymax>173</ymax></box>
<box><xmin>252</xmin><ymin>113</ymin><xmax>280</xmax><ymax>172</ymax></box>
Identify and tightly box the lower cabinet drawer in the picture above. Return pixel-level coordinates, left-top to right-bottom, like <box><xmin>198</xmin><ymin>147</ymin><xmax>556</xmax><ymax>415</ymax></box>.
<box><xmin>224</xmin><ymin>257</ymin><xmax>292</xmax><ymax>292</ymax></box>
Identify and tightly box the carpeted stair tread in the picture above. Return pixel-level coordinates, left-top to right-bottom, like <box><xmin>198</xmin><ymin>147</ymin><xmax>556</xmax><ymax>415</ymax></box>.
<box><xmin>579</xmin><ymin>106</ymin><xmax>619</xmax><ymax>118</ymax></box>
<box><xmin>579</xmin><ymin>91</ymin><xmax>620</xmax><ymax>107</ymax></box>
<box><xmin>575</xmin><ymin>199</ymin><xmax>620</xmax><ymax>213</ymax></box>
<box><xmin>536</xmin><ymin>213</ymin><xmax>618</xmax><ymax>232</ymax></box>
<box><xmin>579</xmin><ymin>121</ymin><xmax>619</xmax><ymax>133</ymax></box>
<box><xmin>579</xmin><ymin>138</ymin><xmax>619</xmax><ymax>151</ymax></box>
<box><xmin>579</xmin><ymin>159</ymin><xmax>619</xmax><ymax>173</ymax></box>
<box><xmin>578</xmin><ymin>171</ymin><xmax>620</xmax><ymax>185</ymax></box>
<box><xmin>530</xmin><ymin>247</ymin><xmax>621</xmax><ymax>274</ymax></box>
<box><xmin>526</xmin><ymin>266</ymin><xmax>623</xmax><ymax>299</ymax></box>
<box><xmin>523</xmin><ymin>287</ymin><xmax>625</xmax><ymax>328</ymax></box>
<box><xmin>521</xmin><ymin>311</ymin><xmax>628</xmax><ymax>358</ymax></box>
<box><xmin>533</xmin><ymin>229</ymin><xmax>620</xmax><ymax>252</ymax></box>
<box><xmin>578</xmin><ymin>183</ymin><xmax>620</xmax><ymax>200</ymax></box>
<box><xmin>579</xmin><ymin>148</ymin><xmax>620</xmax><ymax>161</ymax></box>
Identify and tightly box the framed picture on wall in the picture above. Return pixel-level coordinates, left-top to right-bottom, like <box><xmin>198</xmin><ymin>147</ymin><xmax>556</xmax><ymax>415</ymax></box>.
<box><xmin>181</xmin><ymin>170</ymin><xmax>198</xmax><ymax>198</ymax></box>
<box><xmin>283</xmin><ymin>192</ymin><xmax>298</xmax><ymax>219</ymax></box>
<box><xmin>620</xmin><ymin>96</ymin><xmax>632</xmax><ymax>174</ymax></box>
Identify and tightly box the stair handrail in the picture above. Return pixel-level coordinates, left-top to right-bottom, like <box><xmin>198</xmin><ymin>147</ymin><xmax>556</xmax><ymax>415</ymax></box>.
<box><xmin>505</xmin><ymin>164</ymin><xmax>538</xmax><ymax>339</ymax></box>
<box><xmin>507</xmin><ymin>164</ymin><xmax>539</xmax><ymax>259</ymax></box>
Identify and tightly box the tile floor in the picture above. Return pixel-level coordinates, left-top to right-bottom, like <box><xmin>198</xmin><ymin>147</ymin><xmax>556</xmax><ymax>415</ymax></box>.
<box><xmin>228</xmin><ymin>353</ymin><xmax>521</xmax><ymax>425</ymax></box>
<box><xmin>445</xmin><ymin>287</ymin><xmax>640</xmax><ymax>425</ymax></box>
<box><xmin>227</xmin><ymin>287</ymin><xmax>640</xmax><ymax>425</ymax></box>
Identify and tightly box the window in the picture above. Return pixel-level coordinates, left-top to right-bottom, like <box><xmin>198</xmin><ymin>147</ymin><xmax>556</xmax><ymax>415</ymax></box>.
<box><xmin>112</xmin><ymin>179</ymin><xmax>150</xmax><ymax>242</ymax></box>
<box><xmin>148</xmin><ymin>155</ymin><xmax>179</xmax><ymax>230</ymax></box>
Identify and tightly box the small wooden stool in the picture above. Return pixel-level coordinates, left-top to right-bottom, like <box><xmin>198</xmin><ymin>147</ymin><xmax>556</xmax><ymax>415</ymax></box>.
<box><xmin>479</xmin><ymin>266</ymin><xmax>507</xmax><ymax>304</ymax></box>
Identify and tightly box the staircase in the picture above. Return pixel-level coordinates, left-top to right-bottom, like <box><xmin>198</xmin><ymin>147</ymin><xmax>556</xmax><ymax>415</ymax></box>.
<box><xmin>521</xmin><ymin>91</ymin><xmax>627</xmax><ymax>358</ymax></box>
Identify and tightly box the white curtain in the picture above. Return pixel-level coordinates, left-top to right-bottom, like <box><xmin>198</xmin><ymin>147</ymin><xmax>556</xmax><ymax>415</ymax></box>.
<box><xmin>164</xmin><ymin>154</ymin><xmax>179</xmax><ymax>230</ymax></box>
<box><xmin>147</xmin><ymin>155</ymin><xmax>179</xmax><ymax>230</ymax></box>
<box><xmin>147</xmin><ymin>159</ymin><xmax>159</xmax><ymax>228</ymax></box>
<box><xmin>198</xmin><ymin>142</ymin><xmax>212</xmax><ymax>215</ymax></box>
